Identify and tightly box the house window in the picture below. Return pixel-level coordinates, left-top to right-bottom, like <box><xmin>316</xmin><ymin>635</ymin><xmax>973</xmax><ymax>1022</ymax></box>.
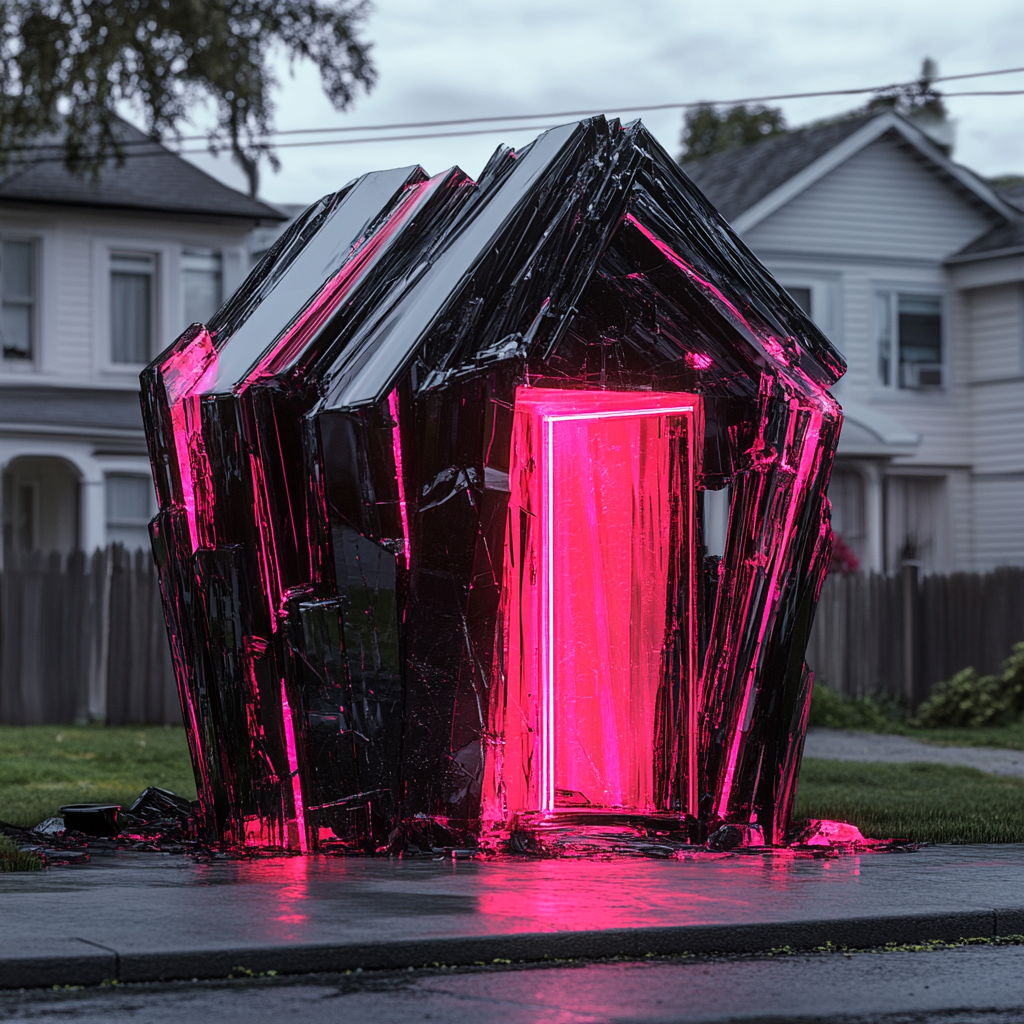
<box><xmin>786</xmin><ymin>286</ymin><xmax>813</xmax><ymax>317</ymax></box>
<box><xmin>110</xmin><ymin>254</ymin><xmax>155</xmax><ymax>364</ymax></box>
<box><xmin>2</xmin><ymin>240</ymin><xmax>36</xmax><ymax>360</ymax></box>
<box><xmin>182</xmin><ymin>250</ymin><xmax>223</xmax><ymax>326</ymax></box>
<box><xmin>876</xmin><ymin>291</ymin><xmax>943</xmax><ymax>389</ymax></box>
<box><xmin>105</xmin><ymin>473</ymin><xmax>153</xmax><ymax>549</ymax></box>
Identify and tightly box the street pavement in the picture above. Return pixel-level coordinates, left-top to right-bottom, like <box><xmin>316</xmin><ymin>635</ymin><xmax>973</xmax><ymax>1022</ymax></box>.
<box><xmin>0</xmin><ymin>944</ymin><xmax>1021</xmax><ymax>1022</ymax></box>
<box><xmin>804</xmin><ymin>728</ymin><xmax>1024</xmax><ymax>776</ymax></box>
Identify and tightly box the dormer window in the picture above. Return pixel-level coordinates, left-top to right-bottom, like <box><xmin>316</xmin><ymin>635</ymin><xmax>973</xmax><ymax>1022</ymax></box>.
<box><xmin>876</xmin><ymin>291</ymin><xmax>944</xmax><ymax>390</ymax></box>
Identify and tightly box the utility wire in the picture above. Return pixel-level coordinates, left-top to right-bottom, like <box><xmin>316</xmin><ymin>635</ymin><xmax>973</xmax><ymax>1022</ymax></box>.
<box><xmin>3</xmin><ymin>66</ymin><xmax>1024</xmax><ymax>162</ymax></box>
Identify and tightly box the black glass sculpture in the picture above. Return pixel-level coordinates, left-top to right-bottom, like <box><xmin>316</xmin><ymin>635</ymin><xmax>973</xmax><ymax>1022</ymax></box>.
<box><xmin>142</xmin><ymin>117</ymin><xmax>845</xmax><ymax>854</ymax></box>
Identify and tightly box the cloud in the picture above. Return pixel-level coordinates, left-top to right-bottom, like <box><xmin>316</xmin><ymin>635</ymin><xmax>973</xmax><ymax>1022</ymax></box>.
<box><xmin>181</xmin><ymin>0</ymin><xmax>1024</xmax><ymax>202</ymax></box>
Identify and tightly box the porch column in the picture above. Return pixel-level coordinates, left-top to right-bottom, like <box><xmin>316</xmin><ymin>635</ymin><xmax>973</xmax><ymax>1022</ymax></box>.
<box><xmin>80</xmin><ymin>476</ymin><xmax>106</xmax><ymax>552</ymax></box>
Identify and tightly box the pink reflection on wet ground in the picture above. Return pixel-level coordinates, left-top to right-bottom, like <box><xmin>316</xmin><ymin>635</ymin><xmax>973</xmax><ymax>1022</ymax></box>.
<box><xmin>197</xmin><ymin>850</ymin><xmax>870</xmax><ymax>941</ymax></box>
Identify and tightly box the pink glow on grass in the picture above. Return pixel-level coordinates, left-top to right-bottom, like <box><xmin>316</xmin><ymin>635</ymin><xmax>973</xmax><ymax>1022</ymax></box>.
<box><xmin>279</xmin><ymin>678</ymin><xmax>308</xmax><ymax>852</ymax></box>
<box><xmin>388</xmin><ymin>389</ymin><xmax>411</xmax><ymax>565</ymax></box>
<box><xmin>500</xmin><ymin>388</ymin><xmax>700</xmax><ymax>816</ymax></box>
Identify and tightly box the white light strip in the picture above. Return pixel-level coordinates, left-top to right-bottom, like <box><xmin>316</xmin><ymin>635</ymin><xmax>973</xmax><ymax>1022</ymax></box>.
<box><xmin>545</xmin><ymin>405</ymin><xmax>693</xmax><ymax>424</ymax></box>
<box><xmin>543</xmin><ymin>416</ymin><xmax>556</xmax><ymax>812</ymax></box>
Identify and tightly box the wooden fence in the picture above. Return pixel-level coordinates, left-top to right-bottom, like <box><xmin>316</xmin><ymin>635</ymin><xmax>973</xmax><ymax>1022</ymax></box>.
<box><xmin>806</xmin><ymin>566</ymin><xmax>1024</xmax><ymax>704</ymax></box>
<box><xmin>0</xmin><ymin>546</ymin><xmax>179</xmax><ymax>725</ymax></box>
<box><xmin>2</xmin><ymin>549</ymin><xmax>1023</xmax><ymax>724</ymax></box>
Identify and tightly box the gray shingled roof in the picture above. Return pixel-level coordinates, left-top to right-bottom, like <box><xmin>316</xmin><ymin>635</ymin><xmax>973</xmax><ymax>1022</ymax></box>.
<box><xmin>951</xmin><ymin>217</ymin><xmax>1024</xmax><ymax>259</ymax></box>
<box><xmin>997</xmin><ymin>182</ymin><xmax>1024</xmax><ymax>213</ymax></box>
<box><xmin>0</xmin><ymin>119</ymin><xmax>284</xmax><ymax>222</ymax></box>
<box><xmin>681</xmin><ymin>115</ymin><xmax>874</xmax><ymax>220</ymax></box>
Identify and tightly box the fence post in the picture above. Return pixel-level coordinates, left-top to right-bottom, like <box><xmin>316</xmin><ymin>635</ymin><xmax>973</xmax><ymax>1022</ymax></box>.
<box><xmin>901</xmin><ymin>561</ymin><xmax>920</xmax><ymax>709</ymax></box>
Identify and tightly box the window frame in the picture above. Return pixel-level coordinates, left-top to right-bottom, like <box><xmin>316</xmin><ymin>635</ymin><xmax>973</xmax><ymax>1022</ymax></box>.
<box><xmin>773</xmin><ymin>275</ymin><xmax>841</xmax><ymax>340</ymax></box>
<box><xmin>104</xmin><ymin>471</ymin><xmax>155</xmax><ymax>549</ymax></box>
<box><xmin>108</xmin><ymin>250</ymin><xmax>158</xmax><ymax>368</ymax></box>
<box><xmin>0</xmin><ymin>235</ymin><xmax>39</xmax><ymax>364</ymax></box>
<box><xmin>94</xmin><ymin>243</ymin><xmax>165</xmax><ymax>376</ymax></box>
<box><xmin>874</xmin><ymin>287</ymin><xmax>948</xmax><ymax>393</ymax></box>
<box><xmin>180</xmin><ymin>248</ymin><xmax>224</xmax><ymax>329</ymax></box>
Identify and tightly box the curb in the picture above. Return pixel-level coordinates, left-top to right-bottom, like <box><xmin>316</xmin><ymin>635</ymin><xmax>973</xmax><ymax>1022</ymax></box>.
<box><xmin>4</xmin><ymin>908</ymin><xmax>1022</xmax><ymax>989</ymax></box>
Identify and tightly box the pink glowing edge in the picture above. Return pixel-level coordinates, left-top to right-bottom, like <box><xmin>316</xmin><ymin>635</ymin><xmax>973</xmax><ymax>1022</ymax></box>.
<box><xmin>280</xmin><ymin>678</ymin><xmax>308</xmax><ymax>852</ymax></box>
<box><xmin>484</xmin><ymin>388</ymin><xmax>702</xmax><ymax>826</ymax></box>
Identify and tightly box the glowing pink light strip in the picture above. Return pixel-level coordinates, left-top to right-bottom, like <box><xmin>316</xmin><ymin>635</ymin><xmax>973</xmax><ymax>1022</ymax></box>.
<box><xmin>162</xmin><ymin>331</ymin><xmax>218</xmax><ymax>552</ymax></box>
<box><xmin>238</xmin><ymin>178</ymin><xmax>436</xmax><ymax>391</ymax></box>
<box><xmin>388</xmin><ymin>389</ymin><xmax>411</xmax><ymax>565</ymax></box>
<box><xmin>279</xmin><ymin>678</ymin><xmax>308</xmax><ymax>852</ymax></box>
<box><xmin>714</xmin><ymin>411</ymin><xmax>824</xmax><ymax>816</ymax></box>
<box><xmin>539</xmin><ymin>403</ymin><xmax>694</xmax><ymax>813</ymax></box>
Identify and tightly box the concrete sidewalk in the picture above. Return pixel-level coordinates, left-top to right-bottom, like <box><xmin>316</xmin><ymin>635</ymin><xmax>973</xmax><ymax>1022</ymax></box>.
<box><xmin>804</xmin><ymin>728</ymin><xmax>1024</xmax><ymax>776</ymax></box>
<box><xmin>1</xmin><ymin>844</ymin><xmax>1020</xmax><ymax>989</ymax></box>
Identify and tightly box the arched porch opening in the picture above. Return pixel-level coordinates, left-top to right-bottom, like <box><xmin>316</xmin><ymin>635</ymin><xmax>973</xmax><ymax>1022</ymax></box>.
<box><xmin>1</xmin><ymin>455</ymin><xmax>81</xmax><ymax>556</ymax></box>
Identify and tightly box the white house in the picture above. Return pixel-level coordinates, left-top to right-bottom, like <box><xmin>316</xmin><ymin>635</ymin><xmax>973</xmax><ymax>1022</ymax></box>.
<box><xmin>0</xmin><ymin>123</ymin><xmax>285</xmax><ymax>560</ymax></box>
<box><xmin>686</xmin><ymin>111</ymin><xmax>1024</xmax><ymax>574</ymax></box>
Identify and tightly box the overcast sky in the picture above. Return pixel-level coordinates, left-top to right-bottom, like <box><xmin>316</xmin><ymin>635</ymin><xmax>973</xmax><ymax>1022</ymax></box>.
<box><xmin>182</xmin><ymin>0</ymin><xmax>1024</xmax><ymax>206</ymax></box>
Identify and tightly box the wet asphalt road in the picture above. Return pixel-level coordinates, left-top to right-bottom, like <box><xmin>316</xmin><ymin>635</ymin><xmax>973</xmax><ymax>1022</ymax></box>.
<box><xmin>0</xmin><ymin>945</ymin><xmax>1021</xmax><ymax>1023</ymax></box>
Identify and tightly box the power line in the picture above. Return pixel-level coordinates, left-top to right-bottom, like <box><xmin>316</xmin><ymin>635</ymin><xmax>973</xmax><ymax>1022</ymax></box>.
<box><xmin>174</xmin><ymin>123</ymin><xmax>564</xmax><ymax>153</ymax></box>
<box><xmin>3</xmin><ymin>66</ymin><xmax>1024</xmax><ymax>162</ymax></box>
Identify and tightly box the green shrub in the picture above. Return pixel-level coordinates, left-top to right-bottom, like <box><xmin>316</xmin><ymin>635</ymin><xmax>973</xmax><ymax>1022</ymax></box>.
<box><xmin>913</xmin><ymin>642</ymin><xmax>1024</xmax><ymax>728</ymax></box>
<box><xmin>808</xmin><ymin>683</ymin><xmax>902</xmax><ymax>730</ymax></box>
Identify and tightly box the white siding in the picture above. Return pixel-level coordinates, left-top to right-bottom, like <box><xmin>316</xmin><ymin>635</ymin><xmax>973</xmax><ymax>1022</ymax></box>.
<box><xmin>745</xmin><ymin>134</ymin><xmax>992</xmax><ymax>261</ymax></box>
<box><xmin>974</xmin><ymin>477</ymin><xmax>1024</xmax><ymax>569</ymax></box>
<box><xmin>51</xmin><ymin>228</ymin><xmax>93</xmax><ymax>378</ymax></box>
<box><xmin>741</xmin><ymin>132</ymin><xmax>1021</xmax><ymax>570</ymax></box>
<box><xmin>966</xmin><ymin>285</ymin><xmax>1024</xmax><ymax>484</ymax></box>
<box><xmin>966</xmin><ymin>284</ymin><xmax>1023</xmax><ymax>383</ymax></box>
<box><xmin>0</xmin><ymin>209</ymin><xmax>252</xmax><ymax>391</ymax></box>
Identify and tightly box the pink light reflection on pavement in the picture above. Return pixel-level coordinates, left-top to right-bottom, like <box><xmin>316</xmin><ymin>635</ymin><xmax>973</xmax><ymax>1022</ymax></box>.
<box><xmin>467</xmin><ymin>856</ymin><xmax>864</xmax><ymax>932</ymax></box>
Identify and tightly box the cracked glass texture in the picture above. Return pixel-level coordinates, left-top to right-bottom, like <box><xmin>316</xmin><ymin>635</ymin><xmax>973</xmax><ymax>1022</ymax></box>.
<box><xmin>141</xmin><ymin>117</ymin><xmax>844</xmax><ymax>853</ymax></box>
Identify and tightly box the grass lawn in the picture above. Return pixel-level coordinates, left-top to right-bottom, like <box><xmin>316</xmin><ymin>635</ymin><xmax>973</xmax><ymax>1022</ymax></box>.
<box><xmin>0</xmin><ymin>725</ymin><xmax>196</xmax><ymax>828</ymax></box>
<box><xmin>794</xmin><ymin>758</ymin><xmax>1024</xmax><ymax>844</ymax></box>
<box><xmin>3</xmin><ymin>726</ymin><xmax>1023</xmax><ymax>845</ymax></box>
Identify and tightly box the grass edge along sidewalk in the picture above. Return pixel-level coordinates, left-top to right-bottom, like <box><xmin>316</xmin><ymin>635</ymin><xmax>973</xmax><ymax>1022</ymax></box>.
<box><xmin>3</xmin><ymin>725</ymin><xmax>1024</xmax><ymax>845</ymax></box>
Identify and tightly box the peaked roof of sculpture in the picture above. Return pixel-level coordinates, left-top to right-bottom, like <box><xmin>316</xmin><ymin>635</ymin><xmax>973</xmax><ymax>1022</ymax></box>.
<box><xmin>199</xmin><ymin>116</ymin><xmax>845</xmax><ymax>412</ymax></box>
<box><xmin>0</xmin><ymin>118</ymin><xmax>284</xmax><ymax>222</ymax></box>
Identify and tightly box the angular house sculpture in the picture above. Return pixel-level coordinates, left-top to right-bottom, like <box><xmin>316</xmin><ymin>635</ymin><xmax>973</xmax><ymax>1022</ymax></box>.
<box><xmin>142</xmin><ymin>117</ymin><xmax>844</xmax><ymax>853</ymax></box>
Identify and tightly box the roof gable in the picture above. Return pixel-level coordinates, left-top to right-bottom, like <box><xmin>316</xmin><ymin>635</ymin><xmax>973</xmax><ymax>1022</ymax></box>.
<box><xmin>0</xmin><ymin>119</ymin><xmax>284</xmax><ymax>222</ymax></box>
<box><xmin>683</xmin><ymin>111</ymin><xmax>1016</xmax><ymax>235</ymax></box>
<box><xmin>744</xmin><ymin>131</ymin><xmax>996</xmax><ymax>261</ymax></box>
<box><xmin>683</xmin><ymin>116</ymin><xmax>873</xmax><ymax>222</ymax></box>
